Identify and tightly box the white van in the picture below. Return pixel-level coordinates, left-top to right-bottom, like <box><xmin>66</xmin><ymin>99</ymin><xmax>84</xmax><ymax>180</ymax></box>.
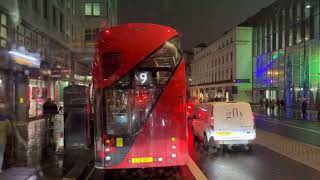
<box><xmin>192</xmin><ymin>102</ymin><xmax>256</xmax><ymax>151</ymax></box>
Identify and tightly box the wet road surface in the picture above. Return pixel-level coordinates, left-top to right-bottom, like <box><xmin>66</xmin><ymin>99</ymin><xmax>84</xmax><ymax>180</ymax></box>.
<box><xmin>192</xmin><ymin>141</ymin><xmax>320</xmax><ymax>180</ymax></box>
<box><xmin>87</xmin><ymin>141</ymin><xmax>320</xmax><ymax>180</ymax></box>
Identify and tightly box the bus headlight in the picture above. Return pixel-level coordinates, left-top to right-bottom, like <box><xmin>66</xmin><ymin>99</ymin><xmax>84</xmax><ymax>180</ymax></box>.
<box><xmin>171</xmin><ymin>154</ymin><xmax>177</xmax><ymax>158</ymax></box>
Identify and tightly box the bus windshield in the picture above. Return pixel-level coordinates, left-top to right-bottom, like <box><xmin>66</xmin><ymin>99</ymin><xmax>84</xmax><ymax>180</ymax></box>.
<box><xmin>103</xmin><ymin>38</ymin><xmax>181</xmax><ymax>136</ymax></box>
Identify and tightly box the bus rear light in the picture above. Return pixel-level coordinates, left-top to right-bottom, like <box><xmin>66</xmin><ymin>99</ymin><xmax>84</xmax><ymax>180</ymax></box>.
<box><xmin>105</xmin><ymin>148</ymin><xmax>111</xmax><ymax>152</ymax></box>
<box><xmin>170</xmin><ymin>136</ymin><xmax>176</xmax><ymax>142</ymax></box>
<box><xmin>105</xmin><ymin>155</ymin><xmax>112</xmax><ymax>161</ymax></box>
<box><xmin>172</xmin><ymin>145</ymin><xmax>176</xmax><ymax>150</ymax></box>
<box><xmin>171</xmin><ymin>154</ymin><xmax>177</xmax><ymax>158</ymax></box>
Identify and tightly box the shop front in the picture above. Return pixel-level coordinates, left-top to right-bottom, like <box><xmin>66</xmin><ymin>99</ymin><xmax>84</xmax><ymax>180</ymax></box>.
<box><xmin>8</xmin><ymin>49</ymin><xmax>44</xmax><ymax>121</ymax></box>
<box><xmin>50</xmin><ymin>68</ymin><xmax>71</xmax><ymax>107</ymax></box>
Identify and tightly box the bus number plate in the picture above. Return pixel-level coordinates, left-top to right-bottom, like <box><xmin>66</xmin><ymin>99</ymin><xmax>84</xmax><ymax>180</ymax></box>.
<box><xmin>131</xmin><ymin>157</ymin><xmax>153</xmax><ymax>163</ymax></box>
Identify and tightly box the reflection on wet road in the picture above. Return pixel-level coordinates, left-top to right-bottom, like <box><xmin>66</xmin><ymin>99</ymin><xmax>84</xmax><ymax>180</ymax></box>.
<box><xmin>192</xmin><ymin>141</ymin><xmax>320</xmax><ymax>180</ymax></box>
<box><xmin>88</xmin><ymin>137</ymin><xmax>320</xmax><ymax>179</ymax></box>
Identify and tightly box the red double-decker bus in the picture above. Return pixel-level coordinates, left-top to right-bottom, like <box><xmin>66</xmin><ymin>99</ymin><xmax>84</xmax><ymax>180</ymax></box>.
<box><xmin>92</xmin><ymin>23</ymin><xmax>188</xmax><ymax>169</ymax></box>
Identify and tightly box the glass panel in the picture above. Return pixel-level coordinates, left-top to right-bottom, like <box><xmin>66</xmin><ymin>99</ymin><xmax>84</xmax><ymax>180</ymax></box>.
<box><xmin>0</xmin><ymin>27</ymin><xmax>7</xmax><ymax>38</ymax></box>
<box><xmin>85</xmin><ymin>3</ymin><xmax>92</xmax><ymax>16</ymax></box>
<box><xmin>102</xmin><ymin>38</ymin><xmax>182</xmax><ymax>136</ymax></box>
<box><xmin>93</xmin><ymin>3</ymin><xmax>101</xmax><ymax>16</ymax></box>
<box><xmin>0</xmin><ymin>39</ymin><xmax>6</xmax><ymax>48</ymax></box>
<box><xmin>1</xmin><ymin>14</ymin><xmax>6</xmax><ymax>26</ymax></box>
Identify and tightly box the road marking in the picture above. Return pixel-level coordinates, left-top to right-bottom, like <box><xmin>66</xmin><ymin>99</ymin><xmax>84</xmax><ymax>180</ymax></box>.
<box><xmin>187</xmin><ymin>156</ymin><xmax>208</xmax><ymax>180</ymax></box>
<box><xmin>84</xmin><ymin>166</ymin><xmax>95</xmax><ymax>180</ymax></box>
<box><xmin>259</xmin><ymin>118</ymin><xmax>320</xmax><ymax>134</ymax></box>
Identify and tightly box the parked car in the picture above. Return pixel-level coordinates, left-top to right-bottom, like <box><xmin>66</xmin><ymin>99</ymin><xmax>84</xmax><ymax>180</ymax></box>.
<box><xmin>192</xmin><ymin>102</ymin><xmax>256</xmax><ymax>152</ymax></box>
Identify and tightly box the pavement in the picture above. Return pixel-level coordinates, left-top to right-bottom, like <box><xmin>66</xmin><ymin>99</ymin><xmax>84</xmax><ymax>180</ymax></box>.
<box><xmin>0</xmin><ymin>115</ymin><xmax>93</xmax><ymax>180</ymax></box>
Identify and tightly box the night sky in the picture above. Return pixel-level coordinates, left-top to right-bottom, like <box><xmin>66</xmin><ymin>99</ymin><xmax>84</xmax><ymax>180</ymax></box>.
<box><xmin>118</xmin><ymin>0</ymin><xmax>274</xmax><ymax>50</ymax></box>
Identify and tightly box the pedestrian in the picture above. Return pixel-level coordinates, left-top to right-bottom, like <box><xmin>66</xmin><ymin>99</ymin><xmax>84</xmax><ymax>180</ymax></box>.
<box><xmin>265</xmin><ymin>99</ymin><xmax>270</xmax><ymax>113</ymax></box>
<box><xmin>276</xmin><ymin>99</ymin><xmax>280</xmax><ymax>112</ymax></box>
<box><xmin>259</xmin><ymin>98</ymin><xmax>264</xmax><ymax>111</ymax></box>
<box><xmin>0</xmin><ymin>108</ymin><xmax>12</xmax><ymax>172</ymax></box>
<box><xmin>270</xmin><ymin>99</ymin><xmax>276</xmax><ymax>115</ymax></box>
<box><xmin>302</xmin><ymin>100</ymin><xmax>308</xmax><ymax>119</ymax></box>
<box><xmin>43</xmin><ymin>98</ymin><xmax>58</xmax><ymax>126</ymax></box>
<box><xmin>280</xmin><ymin>99</ymin><xmax>286</xmax><ymax>111</ymax></box>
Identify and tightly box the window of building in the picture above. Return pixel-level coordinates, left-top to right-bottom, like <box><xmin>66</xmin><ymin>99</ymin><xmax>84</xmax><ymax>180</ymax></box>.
<box><xmin>43</xmin><ymin>0</ymin><xmax>48</xmax><ymax>19</ymax></box>
<box><xmin>0</xmin><ymin>13</ymin><xmax>8</xmax><ymax>47</ymax></box>
<box><xmin>67</xmin><ymin>0</ymin><xmax>71</xmax><ymax>9</ymax></box>
<box><xmin>60</xmin><ymin>12</ymin><xmax>64</xmax><ymax>32</ymax></box>
<box><xmin>85</xmin><ymin>3</ymin><xmax>101</xmax><ymax>16</ymax></box>
<box><xmin>85</xmin><ymin>28</ymin><xmax>100</xmax><ymax>41</ymax></box>
<box><xmin>32</xmin><ymin>0</ymin><xmax>39</xmax><ymax>12</ymax></box>
<box><xmin>230</xmin><ymin>52</ymin><xmax>233</xmax><ymax>62</ymax></box>
<box><xmin>52</xmin><ymin>6</ymin><xmax>57</xmax><ymax>27</ymax></box>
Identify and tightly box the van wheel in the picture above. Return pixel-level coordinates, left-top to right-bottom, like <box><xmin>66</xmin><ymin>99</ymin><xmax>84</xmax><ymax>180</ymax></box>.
<box><xmin>203</xmin><ymin>134</ymin><xmax>209</xmax><ymax>150</ymax></box>
<box><xmin>244</xmin><ymin>144</ymin><xmax>253</xmax><ymax>152</ymax></box>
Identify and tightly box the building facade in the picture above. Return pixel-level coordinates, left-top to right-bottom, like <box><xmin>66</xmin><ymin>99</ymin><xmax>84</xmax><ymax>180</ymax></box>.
<box><xmin>0</xmin><ymin>0</ymin><xmax>117</xmax><ymax>166</ymax></box>
<box><xmin>72</xmin><ymin>0</ymin><xmax>118</xmax><ymax>75</ymax></box>
<box><xmin>190</xmin><ymin>27</ymin><xmax>253</xmax><ymax>102</ymax></box>
<box><xmin>183</xmin><ymin>50</ymin><xmax>194</xmax><ymax>97</ymax></box>
<box><xmin>242</xmin><ymin>0</ymin><xmax>320</xmax><ymax>108</ymax></box>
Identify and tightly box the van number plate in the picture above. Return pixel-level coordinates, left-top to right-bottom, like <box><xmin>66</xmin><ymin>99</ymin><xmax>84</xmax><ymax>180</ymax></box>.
<box><xmin>216</xmin><ymin>132</ymin><xmax>232</xmax><ymax>136</ymax></box>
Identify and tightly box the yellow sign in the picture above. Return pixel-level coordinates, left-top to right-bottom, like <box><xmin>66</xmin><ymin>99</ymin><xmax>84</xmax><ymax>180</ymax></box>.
<box><xmin>116</xmin><ymin>138</ymin><xmax>123</xmax><ymax>147</ymax></box>
<box><xmin>14</xmin><ymin>57</ymin><xmax>33</xmax><ymax>66</ymax></box>
<box><xmin>216</xmin><ymin>131</ymin><xmax>232</xmax><ymax>136</ymax></box>
<box><xmin>19</xmin><ymin>98</ymin><xmax>24</xmax><ymax>103</ymax></box>
<box><xmin>131</xmin><ymin>157</ymin><xmax>153</xmax><ymax>163</ymax></box>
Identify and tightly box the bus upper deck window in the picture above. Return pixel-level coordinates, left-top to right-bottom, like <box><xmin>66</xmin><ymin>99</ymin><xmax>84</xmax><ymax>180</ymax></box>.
<box><xmin>101</xmin><ymin>52</ymin><xmax>122</xmax><ymax>79</ymax></box>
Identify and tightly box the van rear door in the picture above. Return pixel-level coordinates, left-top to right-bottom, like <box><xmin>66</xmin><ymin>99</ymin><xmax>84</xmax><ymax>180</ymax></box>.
<box><xmin>213</xmin><ymin>103</ymin><xmax>254</xmax><ymax>132</ymax></box>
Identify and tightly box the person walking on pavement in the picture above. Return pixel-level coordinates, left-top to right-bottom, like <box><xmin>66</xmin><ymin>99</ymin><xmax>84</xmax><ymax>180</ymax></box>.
<box><xmin>270</xmin><ymin>99</ymin><xmax>276</xmax><ymax>115</ymax></box>
<box><xmin>0</xmin><ymin>109</ymin><xmax>12</xmax><ymax>172</ymax></box>
<box><xmin>302</xmin><ymin>99</ymin><xmax>308</xmax><ymax>119</ymax></box>
<box><xmin>265</xmin><ymin>99</ymin><xmax>270</xmax><ymax>113</ymax></box>
<box><xmin>280</xmin><ymin>99</ymin><xmax>286</xmax><ymax>111</ymax></box>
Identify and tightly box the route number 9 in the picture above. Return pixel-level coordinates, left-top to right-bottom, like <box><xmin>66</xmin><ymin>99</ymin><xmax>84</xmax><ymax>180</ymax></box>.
<box><xmin>139</xmin><ymin>73</ymin><xmax>147</xmax><ymax>84</ymax></box>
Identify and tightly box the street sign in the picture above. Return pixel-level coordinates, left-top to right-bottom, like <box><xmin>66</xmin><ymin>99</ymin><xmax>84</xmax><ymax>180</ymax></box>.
<box><xmin>233</xmin><ymin>79</ymin><xmax>250</xmax><ymax>83</ymax></box>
